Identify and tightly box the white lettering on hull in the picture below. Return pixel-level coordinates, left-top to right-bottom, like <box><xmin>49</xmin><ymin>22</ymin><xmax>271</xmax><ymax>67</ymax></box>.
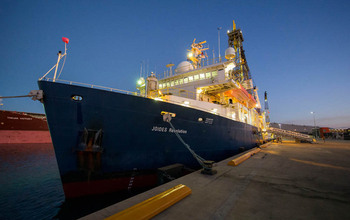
<box><xmin>151</xmin><ymin>126</ymin><xmax>187</xmax><ymax>134</ymax></box>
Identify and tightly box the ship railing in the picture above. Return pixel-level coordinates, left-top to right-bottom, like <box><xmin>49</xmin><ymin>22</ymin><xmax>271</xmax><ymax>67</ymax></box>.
<box><xmin>40</xmin><ymin>78</ymin><xmax>139</xmax><ymax>96</ymax></box>
<box><xmin>158</xmin><ymin>57</ymin><xmax>225</xmax><ymax>80</ymax></box>
<box><xmin>150</xmin><ymin>87</ymin><xmax>196</xmax><ymax>100</ymax></box>
<box><xmin>199</xmin><ymin>56</ymin><xmax>223</xmax><ymax>67</ymax></box>
<box><xmin>150</xmin><ymin>88</ymin><xmax>244</xmax><ymax>123</ymax></box>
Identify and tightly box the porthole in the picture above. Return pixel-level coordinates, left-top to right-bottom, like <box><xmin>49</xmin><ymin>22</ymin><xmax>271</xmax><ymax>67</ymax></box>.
<box><xmin>71</xmin><ymin>95</ymin><xmax>83</xmax><ymax>101</ymax></box>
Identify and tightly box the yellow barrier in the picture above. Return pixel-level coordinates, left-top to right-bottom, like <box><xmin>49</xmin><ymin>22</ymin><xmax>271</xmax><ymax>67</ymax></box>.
<box><xmin>228</xmin><ymin>147</ymin><xmax>261</xmax><ymax>166</ymax></box>
<box><xmin>105</xmin><ymin>184</ymin><xmax>191</xmax><ymax>220</ymax></box>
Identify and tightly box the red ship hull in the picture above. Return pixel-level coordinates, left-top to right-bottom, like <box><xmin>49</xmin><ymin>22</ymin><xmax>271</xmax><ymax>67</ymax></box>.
<box><xmin>0</xmin><ymin>110</ymin><xmax>51</xmax><ymax>144</ymax></box>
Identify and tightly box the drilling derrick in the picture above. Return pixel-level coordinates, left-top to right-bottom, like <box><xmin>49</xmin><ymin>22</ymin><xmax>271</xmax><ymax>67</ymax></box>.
<box><xmin>227</xmin><ymin>20</ymin><xmax>253</xmax><ymax>97</ymax></box>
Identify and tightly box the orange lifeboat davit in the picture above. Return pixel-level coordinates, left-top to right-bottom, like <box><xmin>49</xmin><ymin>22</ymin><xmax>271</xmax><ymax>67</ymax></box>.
<box><xmin>224</xmin><ymin>84</ymin><xmax>257</xmax><ymax>108</ymax></box>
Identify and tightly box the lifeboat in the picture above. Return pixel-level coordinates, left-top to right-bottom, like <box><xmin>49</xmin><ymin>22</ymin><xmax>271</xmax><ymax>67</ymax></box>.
<box><xmin>224</xmin><ymin>84</ymin><xmax>257</xmax><ymax>108</ymax></box>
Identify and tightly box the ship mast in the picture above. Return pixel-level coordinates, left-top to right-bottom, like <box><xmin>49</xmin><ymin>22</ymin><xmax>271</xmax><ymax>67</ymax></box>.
<box><xmin>186</xmin><ymin>39</ymin><xmax>209</xmax><ymax>69</ymax></box>
<box><xmin>40</xmin><ymin>37</ymin><xmax>69</xmax><ymax>81</ymax></box>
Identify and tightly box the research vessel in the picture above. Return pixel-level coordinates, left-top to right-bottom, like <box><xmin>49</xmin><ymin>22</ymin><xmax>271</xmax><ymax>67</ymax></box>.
<box><xmin>36</xmin><ymin>21</ymin><xmax>268</xmax><ymax>198</ymax></box>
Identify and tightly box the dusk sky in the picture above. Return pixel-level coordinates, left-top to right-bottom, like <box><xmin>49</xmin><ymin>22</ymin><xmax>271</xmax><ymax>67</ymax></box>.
<box><xmin>1</xmin><ymin>0</ymin><xmax>349</xmax><ymax>128</ymax></box>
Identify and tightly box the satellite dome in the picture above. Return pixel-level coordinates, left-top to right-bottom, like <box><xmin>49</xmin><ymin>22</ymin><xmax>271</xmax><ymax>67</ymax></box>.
<box><xmin>225</xmin><ymin>47</ymin><xmax>236</xmax><ymax>60</ymax></box>
<box><xmin>175</xmin><ymin>61</ymin><xmax>194</xmax><ymax>73</ymax></box>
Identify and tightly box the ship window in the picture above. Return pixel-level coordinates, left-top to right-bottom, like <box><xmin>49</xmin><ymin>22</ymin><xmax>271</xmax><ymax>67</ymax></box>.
<box><xmin>159</xmin><ymin>84</ymin><xmax>163</xmax><ymax>89</ymax></box>
<box><xmin>212</xmin><ymin>71</ymin><xmax>218</xmax><ymax>77</ymax></box>
<box><xmin>163</xmin><ymin>83</ymin><xmax>166</xmax><ymax>88</ymax></box>
<box><xmin>175</xmin><ymin>80</ymin><xmax>179</xmax><ymax>85</ymax></box>
<box><xmin>194</xmin><ymin>74</ymin><xmax>199</xmax><ymax>80</ymax></box>
<box><xmin>206</xmin><ymin>72</ymin><xmax>211</xmax><ymax>78</ymax></box>
<box><xmin>189</xmin><ymin>76</ymin><xmax>193</xmax><ymax>82</ymax></box>
<box><xmin>184</xmin><ymin>77</ymin><xmax>188</xmax><ymax>84</ymax></box>
<box><xmin>179</xmin><ymin>79</ymin><xmax>184</xmax><ymax>84</ymax></box>
<box><xmin>71</xmin><ymin>95</ymin><xmax>83</xmax><ymax>101</ymax></box>
<box><xmin>200</xmin><ymin>73</ymin><xmax>205</xmax><ymax>80</ymax></box>
<box><xmin>167</xmin><ymin>82</ymin><xmax>170</xmax><ymax>87</ymax></box>
<box><xmin>171</xmin><ymin>81</ymin><xmax>174</xmax><ymax>86</ymax></box>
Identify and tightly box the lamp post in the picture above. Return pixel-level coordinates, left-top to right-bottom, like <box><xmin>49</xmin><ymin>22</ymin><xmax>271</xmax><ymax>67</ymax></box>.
<box><xmin>311</xmin><ymin>111</ymin><xmax>317</xmax><ymax>138</ymax></box>
<box><xmin>310</xmin><ymin>111</ymin><xmax>316</xmax><ymax>127</ymax></box>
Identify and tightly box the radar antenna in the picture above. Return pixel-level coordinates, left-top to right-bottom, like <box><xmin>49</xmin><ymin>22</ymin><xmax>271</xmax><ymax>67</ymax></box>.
<box><xmin>186</xmin><ymin>39</ymin><xmax>209</xmax><ymax>69</ymax></box>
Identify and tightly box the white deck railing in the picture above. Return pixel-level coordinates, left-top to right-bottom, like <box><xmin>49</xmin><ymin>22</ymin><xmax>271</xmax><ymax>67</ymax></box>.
<box><xmin>39</xmin><ymin>78</ymin><xmax>139</xmax><ymax>96</ymax></box>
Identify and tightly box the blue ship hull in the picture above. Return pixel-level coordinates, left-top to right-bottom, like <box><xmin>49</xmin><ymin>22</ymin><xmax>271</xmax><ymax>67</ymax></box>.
<box><xmin>38</xmin><ymin>80</ymin><xmax>258</xmax><ymax>198</ymax></box>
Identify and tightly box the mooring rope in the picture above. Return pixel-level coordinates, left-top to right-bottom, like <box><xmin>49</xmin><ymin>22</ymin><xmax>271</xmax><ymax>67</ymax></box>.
<box><xmin>166</xmin><ymin>119</ymin><xmax>206</xmax><ymax>168</ymax></box>
<box><xmin>0</xmin><ymin>95</ymin><xmax>33</xmax><ymax>99</ymax></box>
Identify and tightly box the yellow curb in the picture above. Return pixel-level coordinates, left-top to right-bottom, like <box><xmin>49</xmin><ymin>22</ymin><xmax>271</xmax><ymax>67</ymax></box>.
<box><xmin>105</xmin><ymin>184</ymin><xmax>191</xmax><ymax>220</ymax></box>
<box><xmin>228</xmin><ymin>147</ymin><xmax>261</xmax><ymax>166</ymax></box>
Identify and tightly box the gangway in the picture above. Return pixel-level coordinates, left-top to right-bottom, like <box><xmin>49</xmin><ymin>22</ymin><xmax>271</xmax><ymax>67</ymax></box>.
<box><xmin>268</xmin><ymin>127</ymin><xmax>315</xmax><ymax>143</ymax></box>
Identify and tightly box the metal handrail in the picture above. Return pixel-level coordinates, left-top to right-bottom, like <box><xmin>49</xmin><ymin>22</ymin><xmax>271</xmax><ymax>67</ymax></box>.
<box><xmin>158</xmin><ymin>57</ymin><xmax>226</xmax><ymax>80</ymax></box>
<box><xmin>151</xmin><ymin>87</ymin><xmax>196</xmax><ymax>100</ymax></box>
<box><xmin>268</xmin><ymin>127</ymin><xmax>313</xmax><ymax>140</ymax></box>
<box><xmin>39</xmin><ymin>78</ymin><xmax>244</xmax><ymax>123</ymax></box>
<box><xmin>149</xmin><ymin>89</ymin><xmax>243</xmax><ymax>123</ymax></box>
<box><xmin>39</xmin><ymin>78</ymin><xmax>139</xmax><ymax>96</ymax></box>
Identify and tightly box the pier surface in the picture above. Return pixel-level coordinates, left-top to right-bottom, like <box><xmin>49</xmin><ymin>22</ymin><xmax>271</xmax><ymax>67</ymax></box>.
<box><xmin>81</xmin><ymin>140</ymin><xmax>350</xmax><ymax>219</ymax></box>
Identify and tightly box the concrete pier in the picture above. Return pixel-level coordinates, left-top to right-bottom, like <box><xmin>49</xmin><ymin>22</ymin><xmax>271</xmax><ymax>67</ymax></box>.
<box><xmin>81</xmin><ymin>140</ymin><xmax>350</xmax><ymax>219</ymax></box>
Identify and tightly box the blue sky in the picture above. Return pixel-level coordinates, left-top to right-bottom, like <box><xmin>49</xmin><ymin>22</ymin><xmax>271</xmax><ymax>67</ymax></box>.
<box><xmin>1</xmin><ymin>0</ymin><xmax>349</xmax><ymax>128</ymax></box>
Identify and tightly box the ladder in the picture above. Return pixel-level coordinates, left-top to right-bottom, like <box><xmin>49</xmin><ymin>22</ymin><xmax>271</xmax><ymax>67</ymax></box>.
<box><xmin>268</xmin><ymin>127</ymin><xmax>314</xmax><ymax>143</ymax></box>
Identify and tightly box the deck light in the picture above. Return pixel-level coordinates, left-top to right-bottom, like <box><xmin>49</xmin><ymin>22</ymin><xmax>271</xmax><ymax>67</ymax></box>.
<box><xmin>182</xmin><ymin>101</ymin><xmax>190</xmax><ymax>107</ymax></box>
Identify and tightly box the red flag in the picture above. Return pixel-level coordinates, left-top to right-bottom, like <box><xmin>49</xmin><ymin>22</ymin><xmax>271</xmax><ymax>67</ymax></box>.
<box><xmin>62</xmin><ymin>37</ymin><xmax>69</xmax><ymax>44</ymax></box>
